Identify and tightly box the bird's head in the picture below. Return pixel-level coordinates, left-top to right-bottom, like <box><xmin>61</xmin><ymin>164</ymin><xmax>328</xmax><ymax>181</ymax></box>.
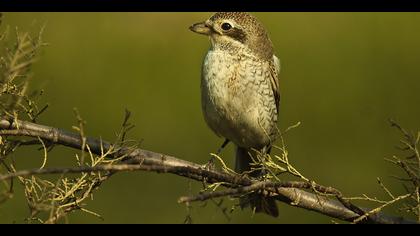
<box><xmin>189</xmin><ymin>12</ymin><xmax>274</xmax><ymax>60</ymax></box>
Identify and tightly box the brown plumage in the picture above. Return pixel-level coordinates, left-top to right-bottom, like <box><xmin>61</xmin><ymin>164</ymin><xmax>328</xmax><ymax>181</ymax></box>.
<box><xmin>190</xmin><ymin>12</ymin><xmax>280</xmax><ymax>217</ymax></box>
<box><xmin>210</xmin><ymin>12</ymin><xmax>275</xmax><ymax>61</ymax></box>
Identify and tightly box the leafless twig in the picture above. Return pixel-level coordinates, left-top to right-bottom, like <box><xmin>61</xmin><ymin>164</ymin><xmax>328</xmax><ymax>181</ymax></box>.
<box><xmin>0</xmin><ymin>118</ymin><xmax>415</xmax><ymax>224</ymax></box>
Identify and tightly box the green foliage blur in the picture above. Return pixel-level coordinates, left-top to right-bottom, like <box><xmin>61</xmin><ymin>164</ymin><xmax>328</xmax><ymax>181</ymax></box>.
<box><xmin>1</xmin><ymin>12</ymin><xmax>419</xmax><ymax>223</ymax></box>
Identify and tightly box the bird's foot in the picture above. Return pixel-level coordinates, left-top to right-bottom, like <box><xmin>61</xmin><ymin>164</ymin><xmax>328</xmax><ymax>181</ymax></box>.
<box><xmin>203</xmin><ymin>156</ymin><xmax>216</xmax><ymax>171</ymax></box>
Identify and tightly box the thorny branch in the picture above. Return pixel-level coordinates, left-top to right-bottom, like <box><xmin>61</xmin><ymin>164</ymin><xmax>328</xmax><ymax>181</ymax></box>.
<box><xmin>388</xmin><ymin>119</ymin><xmax>420</xmax><ymax>222</ymax></box>
<box><xmin>0</xmin><ymin>118</ymin><xmax>416</xmax><ymax>224</ymax></box>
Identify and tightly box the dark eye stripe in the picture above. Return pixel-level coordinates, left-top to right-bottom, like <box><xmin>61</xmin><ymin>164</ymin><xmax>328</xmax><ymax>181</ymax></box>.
<box><xmin>226</xmin><ymin>28</ymin><xmax>247</xmax><ymax>43</ymax></box>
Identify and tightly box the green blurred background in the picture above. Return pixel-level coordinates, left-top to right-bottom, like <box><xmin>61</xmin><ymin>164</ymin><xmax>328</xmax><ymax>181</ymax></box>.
<box><xmin>0</xmin><ymin>12</ymin><xmax>419</xmax><ymax>223</ymax></box>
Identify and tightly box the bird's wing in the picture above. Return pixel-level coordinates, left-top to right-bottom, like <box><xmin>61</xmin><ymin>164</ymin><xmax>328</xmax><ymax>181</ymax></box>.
<box><xmin>270</xmin><ymin>55</ymin><xmax>281</xmax><ymax>111</ymax></box>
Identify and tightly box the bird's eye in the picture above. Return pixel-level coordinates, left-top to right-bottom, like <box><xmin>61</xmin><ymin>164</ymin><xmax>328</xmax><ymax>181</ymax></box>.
<box><xmin>221</xmin><ymin>22</ymin><xmax>232</xmax><ymax>31</ymax></box>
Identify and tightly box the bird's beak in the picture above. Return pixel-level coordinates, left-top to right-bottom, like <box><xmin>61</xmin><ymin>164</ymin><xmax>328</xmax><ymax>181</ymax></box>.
<box><xmin>189</xmin><ymin>21</ymin><xmax>212</xmax><ymax>35</ymax></box>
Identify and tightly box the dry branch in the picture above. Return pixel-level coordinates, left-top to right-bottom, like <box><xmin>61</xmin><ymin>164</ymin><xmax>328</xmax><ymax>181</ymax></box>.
<box><xmin>0</xmin><ymin>118</ymin><xmax>415</xmax><ymax>224</ymax></box>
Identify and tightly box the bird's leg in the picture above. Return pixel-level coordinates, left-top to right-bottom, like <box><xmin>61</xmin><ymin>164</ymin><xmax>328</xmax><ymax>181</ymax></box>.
<box><xmin>217</xmin><ymin>139</ymin><xmax>230</xmax><ymax>156</ymax></box>
<box><xmin>258</xmin><ymin>146</ymin><xmax>271</xmax><ymax>178</ymax></box>
<box><xmin>204</xmin><ymin>139</ymin><xmax>230</xmax><ymax>170</ymax></box>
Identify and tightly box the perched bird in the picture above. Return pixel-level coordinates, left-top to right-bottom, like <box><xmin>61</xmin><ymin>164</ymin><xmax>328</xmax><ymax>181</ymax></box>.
<box><xmin>190</xmin><ymin>12</ymin><xmax>280</xmax><ymax>217</ymax></box>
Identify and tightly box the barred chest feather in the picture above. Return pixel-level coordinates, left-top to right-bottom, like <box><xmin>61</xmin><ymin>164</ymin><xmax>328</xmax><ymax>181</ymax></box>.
<box><xmin>201</xmin><ymin>48</ymin><xmax>278</xmax><ymax>149</ymax></box>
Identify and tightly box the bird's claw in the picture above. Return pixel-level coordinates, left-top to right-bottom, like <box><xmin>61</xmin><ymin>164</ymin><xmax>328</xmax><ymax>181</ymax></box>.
<box><xmin>203</xmin><ymin>156</ymin><xmax>216</xmax><ymax>171</ymax></box>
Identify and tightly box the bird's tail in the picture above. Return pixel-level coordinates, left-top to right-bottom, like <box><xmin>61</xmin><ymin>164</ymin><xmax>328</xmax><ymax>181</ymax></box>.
<box><xmin>235</xmin><ymin>146</ymin><xmax>279</xmax><ymax>217</ymax></box>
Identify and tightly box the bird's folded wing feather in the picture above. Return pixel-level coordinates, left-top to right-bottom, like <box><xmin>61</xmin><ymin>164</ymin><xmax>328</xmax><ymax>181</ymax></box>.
<box><xmin>270</xmin><ymin>55</ymin><xmax>281</xmax><ymax>111</ymax></box>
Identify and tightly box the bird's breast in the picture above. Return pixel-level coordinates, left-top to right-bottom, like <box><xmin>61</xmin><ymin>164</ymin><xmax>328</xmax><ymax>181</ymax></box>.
<box><xmin>201</xmin><ymin>50</ymin><xmax>250</xmax><ymax>120</ymax></box>
<box><xmin>200</xmin><ymin>49</ymin><xmax>278</xmax><ymax>148</ymax></box>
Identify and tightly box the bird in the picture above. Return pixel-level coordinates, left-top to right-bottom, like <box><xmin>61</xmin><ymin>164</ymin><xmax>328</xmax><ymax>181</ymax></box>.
<box><xmin>189</xmin><ymin>12</ymin><xmax>280</xmax><ymax>217</ymax></box>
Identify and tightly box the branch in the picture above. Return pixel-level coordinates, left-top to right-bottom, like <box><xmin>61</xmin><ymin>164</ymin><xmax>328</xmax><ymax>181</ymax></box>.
<box><xmin>0</xmin><ymin>118</ymin><xmax>415</xmax><ymax>224</ymax></box>
<box><xmin>178</xmin><ymin>181</ymin><xmax>336</xmax><ymax>203</ymax></box>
